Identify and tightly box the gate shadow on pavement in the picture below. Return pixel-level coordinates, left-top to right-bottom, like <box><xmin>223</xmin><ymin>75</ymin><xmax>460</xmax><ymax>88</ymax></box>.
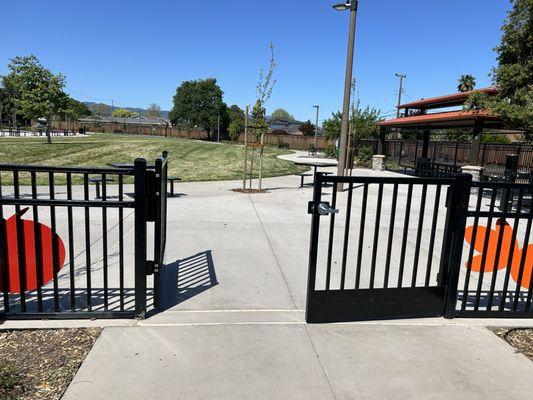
<box><xmin>158</xmin><ymin>250</ymin><xmax>218</xmax><ymax>311</ymax></box>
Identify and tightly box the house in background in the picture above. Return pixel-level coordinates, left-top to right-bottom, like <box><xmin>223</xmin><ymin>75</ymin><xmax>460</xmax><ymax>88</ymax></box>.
<box><xmin>269</xmin><ymin>118</ymin><xmax>324</xmax><ymax>136</ymax></box>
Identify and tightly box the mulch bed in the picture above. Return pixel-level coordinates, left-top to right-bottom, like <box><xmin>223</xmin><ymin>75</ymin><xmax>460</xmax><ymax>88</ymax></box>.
<box><xmin>493</xmin><ymin>328</ymin><xmax>533</xmax><ymax>361</ymax></box>
<box><xmin>0</xmin><ymin>328</ymin><xmax>101</xmax><ymax>400</ymax></box>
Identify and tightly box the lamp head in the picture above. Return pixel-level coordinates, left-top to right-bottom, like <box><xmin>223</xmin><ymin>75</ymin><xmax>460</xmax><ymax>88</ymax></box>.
<box><xmin>333</xmin><ymin>1</ymin><xmax>357</xmax><ymax>11</ymax></box>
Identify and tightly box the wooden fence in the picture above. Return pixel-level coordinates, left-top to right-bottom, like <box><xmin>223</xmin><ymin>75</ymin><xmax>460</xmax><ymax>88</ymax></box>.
<box><xmin>237</xmin><ymin>133</ymin><xmax>331</xmax><ymax>150</ymax></box>
<box><xmin>52</xmin><ymin>121</ymin><xmax>209</xmax><ymax>140</ymax></box>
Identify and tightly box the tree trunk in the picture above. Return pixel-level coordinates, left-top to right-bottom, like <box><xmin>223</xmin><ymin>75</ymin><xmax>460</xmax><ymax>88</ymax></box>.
<box><xmin>46</xmin><ymin>116</ymin><xmax>52</xmax><ymax>144</ymax></box>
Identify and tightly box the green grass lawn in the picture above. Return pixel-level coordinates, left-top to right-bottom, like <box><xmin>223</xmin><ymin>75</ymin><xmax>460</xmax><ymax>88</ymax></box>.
<box><xmin>0</xmin><ymin>133</ymin><xmax>305</xmax><ymax>185</ymax></box>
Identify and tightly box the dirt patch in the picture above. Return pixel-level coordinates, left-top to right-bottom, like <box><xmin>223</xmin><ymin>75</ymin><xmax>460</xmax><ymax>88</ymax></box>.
<box><xmin>231</xmin><ymin>188</ymin><xmax>268</xmax><ymax>194</ymax></box>
<box><xmin>0</xmin><ymin>328</ymin><xmax>101</xmax><ymax>400</ymax></box>
<box><xmin>493</xmin><ymin>328</ymin><xmax>533</xmax><ymax>361</ymax></box>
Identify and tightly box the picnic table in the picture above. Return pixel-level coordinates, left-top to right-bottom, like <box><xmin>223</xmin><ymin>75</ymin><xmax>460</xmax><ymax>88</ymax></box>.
<box><xmin>293</xmin><ymin>161</ymin><xmax>337</xmax><ymax>187</ymax></box>
<box><xmin>293</xmin><ymin>161</ymin><xmax>337</xmax><ymax>175</ymax></box>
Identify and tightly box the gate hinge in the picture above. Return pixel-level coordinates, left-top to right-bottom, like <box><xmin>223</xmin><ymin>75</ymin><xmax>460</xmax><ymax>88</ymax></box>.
<box><xmin>146</xmin><ymin>260</ymin><xmax>159</xmax><ymax>275</ymax></box>
<box><xmin>308</xmin><ymin>201</ymin><xmax>340</xmax><ymax>216</ymax></box>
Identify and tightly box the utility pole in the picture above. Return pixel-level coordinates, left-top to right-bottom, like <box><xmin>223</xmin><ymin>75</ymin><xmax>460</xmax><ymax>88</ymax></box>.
<box><xmin>217</xmin><ymin>111</ymin><xmax>220</xmax><ymax>142</ymax></box>
<box><xmin>110</xmin><ymin>99</ymin><xmax>115</xmax><ymax>134</ymax></box>
<box><xmin>313</xmin><ymin>105</ymin><xmax>319</xmax><ymax>149</ymax></box>
<box><xmin>395</xmin><ymin>73</ymin><xmax>406</xmax><ymax>118</ymax></box>
<box><xmin>335</xmin><ymin>1</ymin><xmax>359</xmax><ymax>187</ymax></box>
<box><xmin>347</xmin><ymin>78</ymin><xmax>357</xmax><ymax>175</ymax></box>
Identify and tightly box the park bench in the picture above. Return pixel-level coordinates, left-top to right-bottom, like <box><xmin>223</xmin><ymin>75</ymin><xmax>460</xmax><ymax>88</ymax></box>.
<box><xmin>168</xmin><ymin>176</ymin><xmax>182</xmax><ymax>197</ymax></box>
<box><xmin>89</xmin><ymin>176</ymin><xmax>115</xmax><ymax>199</ymax></box>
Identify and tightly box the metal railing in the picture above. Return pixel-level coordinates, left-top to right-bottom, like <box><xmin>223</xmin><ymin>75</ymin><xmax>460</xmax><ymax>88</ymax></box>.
<box><xmin>0</xmin><ymin>153</ymin><xmax>168</xmax><ymax>319</ymax></box>
<box><xmin>306</xmin><ymin>172</ymin><xmax>533</xmax><ymax>322</ymax></box>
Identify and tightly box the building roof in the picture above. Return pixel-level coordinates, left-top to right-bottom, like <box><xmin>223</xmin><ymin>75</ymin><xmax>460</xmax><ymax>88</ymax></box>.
<box><xmin>398</xmin><ymin>87</ymin><xmax>498</xmax><ymax>110</ymax></box>
<box><xmin>269</xmin><ymin>119</ymin><xmax>304</xmax><ymax>134</ymax></box>
<box><xmin>378</xmin><ymin>110</ymin><xmax>503</xmax><ymax>130</ymax></box>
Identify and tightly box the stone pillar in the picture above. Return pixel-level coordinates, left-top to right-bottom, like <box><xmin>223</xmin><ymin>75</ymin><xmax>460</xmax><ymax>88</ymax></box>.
<box><xmin>372</xmin><ymin>155</ymin><xmax>386</xmax><ymax>171</ymax></box>
<box><xmin>461</xmin><ymin>165</ymin><xmax>484</xmax><ymax>182</ymax></box>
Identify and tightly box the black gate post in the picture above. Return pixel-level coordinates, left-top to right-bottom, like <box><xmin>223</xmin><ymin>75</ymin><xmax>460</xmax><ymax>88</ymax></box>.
<box><xmin>305</xmin><ymin>173</ymin><xmax>324</xmax><ymax>323</ymax></box>
<box><xmin>134</xmin><ymin>158</ymin><xmax>148</xmax><ymax>318</ymax></box>
<box><xmin>152</xmin><ymin>152</ymin><xmax>168</xmax><ymax>309</ymax></box>
<box><xmin>443</xmin><ymin>173</ymin><xmax>472</xmax><ymax>319</ymax></box>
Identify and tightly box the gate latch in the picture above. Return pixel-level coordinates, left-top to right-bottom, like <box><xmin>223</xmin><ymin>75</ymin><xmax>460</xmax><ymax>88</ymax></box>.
<box><xmin>308</xmin><ymin>201</ymin><xmax>340</xmax><ymax>216</ymax></box>
<box><xmin>145</xmin><ymin>260</ymin><xmax>159</xmax><ymax>275</ymax></box>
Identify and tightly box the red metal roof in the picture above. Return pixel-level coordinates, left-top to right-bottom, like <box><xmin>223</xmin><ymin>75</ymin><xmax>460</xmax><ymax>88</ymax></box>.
<box><xmin>398</xmin><ymin>87</ymin><xmax>498</xmax><ymax>110</ymax></box>
<box><xmin>378</xmin><ymin>110</ymin><xmax>501</xmax><ymax>127</ymax></box>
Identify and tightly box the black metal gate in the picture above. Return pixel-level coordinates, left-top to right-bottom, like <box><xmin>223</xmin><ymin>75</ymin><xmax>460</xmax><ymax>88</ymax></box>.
<box><xmin>456</xmin><ymin>180</ymin><xmax>533</xmax><ymax>318</ymax></box>
<box><xmin>306</xmin><ymin>172</ymin><xmax>471</xmax><ymax>323</ymax></box>
<box><xmin>0</xmin><ymin>153</ymin><xmax>168</xmax><ymax>320</ymax></box>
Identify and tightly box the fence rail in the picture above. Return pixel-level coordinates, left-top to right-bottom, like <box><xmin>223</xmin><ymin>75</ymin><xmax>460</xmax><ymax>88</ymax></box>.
<box><xmin>353</xmin><ymin>139</ymin><xmax>533</xmax><ymax>177</ymax></box>
<box><xmin>456</xmin><ymin>181</ymin><xmax>533</xmax><ymax>317</ymax></box>
<box><xmin>0</xmin><ymin>154</ymin><xmax>168</xmax><ymax>320</ymax></box>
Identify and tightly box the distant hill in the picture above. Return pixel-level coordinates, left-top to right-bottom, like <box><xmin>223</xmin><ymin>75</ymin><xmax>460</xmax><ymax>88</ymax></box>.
<box><xmin>83</xmin><ymin>102</ymin><xmax>170</xmax><ymax>119</ymax></box>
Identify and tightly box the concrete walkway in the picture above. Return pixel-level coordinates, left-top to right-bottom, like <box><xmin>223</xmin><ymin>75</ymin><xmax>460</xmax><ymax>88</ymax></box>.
<box><xmin>64</xmin><ymin>323</ymin><xmax>533</xmax><ymax>400</ymax></box>
<box><xmin>60</xmin><ymin>165</ymin><xmax>533</xmax><ymax>399</ymax></box>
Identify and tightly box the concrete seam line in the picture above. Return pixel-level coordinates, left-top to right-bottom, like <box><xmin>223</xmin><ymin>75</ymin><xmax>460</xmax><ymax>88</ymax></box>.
<box><xmin>303</xmin><ymin>324</ymin><xmax>339</xmax><ymax>400</ymax></box>
<box><xmin>249</xmin><ymin>196</ymin><xmax>300</xmax><ymax>308</ymax></box>
<box><xmin>155</xmin><ymin>309</ymin><xmax>305</xmax><ymax>313</ymax></box>
<box><xmin>139</xmin><ymin>322</ymin><xmax>306</xmax><ymax>327</ymax></box>
<box><xmin>248</xmin><ymin>193</ymin><xmax>299</xmax><ymax>309</ymax></box>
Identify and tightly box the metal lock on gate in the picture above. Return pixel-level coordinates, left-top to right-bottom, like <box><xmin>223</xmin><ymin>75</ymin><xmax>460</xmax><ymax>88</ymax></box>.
<box><xmin>308</xmin><ymin>201</ymin><xmax>340</xmax><ymax>216</ymax></box>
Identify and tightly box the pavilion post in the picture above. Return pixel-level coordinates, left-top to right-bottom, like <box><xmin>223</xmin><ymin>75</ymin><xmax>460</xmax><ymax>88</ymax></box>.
<box><xmin>470</xmin><ymin>119</ymin><xmax>484</xmax><ymax>165</ymax></box>
<box><xmin>378</xmin><ymin>126</ymin><xmax>387</xmax><ymax>155</ymax></box>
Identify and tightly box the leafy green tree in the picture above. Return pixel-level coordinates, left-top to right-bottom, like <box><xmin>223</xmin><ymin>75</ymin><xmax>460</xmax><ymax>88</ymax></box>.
<box><xmin>437</xmin><ymin>129</ymin><xmax>472</xmax><ymax>143</ymax></box>
<box><xmin>482</xmin><ymin>134</ymin><xmax>511</xmax><ymax>144</ymax></box>
<box><xmin>491</xmin><ymin>0</ymin><xmax>533</xmax><ymax>136</ymax></box>
<box><xmin>323</xmin><ymin>112</ymin><xmax>342</xmax><ymax>140</ymax></box>
<box><xmin>58</xmin><ymin>97</ymin><xmax>92</xmax><ymax>121</ymax></box>
<box><xmin>457</xmin><ymin>74</ymin><xmax>476</xmax><ymax>92</ymax></box>
<box><xmin>270</xmin><ymin>108</ymin><xmax>294</xmax><ymax>122</ymax></box>
<box><xmin>2</xmin><ymin>55</ymin><xmax>66</xmax><ymax>143</ymax></box>
<box><xmin>227</xmin><ymin>104</ymin><xmax>245</xmax><ymax>141</ymax></box>
<box><xmin>147</xmin><ymin>103</ymin><xmax>162</xmax><ymax>118</ymax></box>
<box><xmin>112</xmin><ymin>108</ymin><xmax>136</xmax><ymax>118</ymax></box>
<box><xmin>251</xmin><ymin>44</ymin><xmax>276</xmax><ymax>139</ymax></box>
<box><xmin>169</xmin><ymin>78</ymin><xmax>225</xmax><ymax>140</ymax></box>
<box><xmin>299</xmin><ymin>120</ymin><xmax>315</xmax><ymax>136</ymax></box>
<box><xmin>0</xmin><ymin>86</ymin><xmax>21</xmax><ymax>128</ymax></box>
<box><xmin>351</xmin><ymin>107</ymin><xmax>381</xmax><ymax>140</ymax></box>
<box><xmin>323</xmin><ymin>107</ymin><xmax>381</xmax><ymax>140</ymax></box>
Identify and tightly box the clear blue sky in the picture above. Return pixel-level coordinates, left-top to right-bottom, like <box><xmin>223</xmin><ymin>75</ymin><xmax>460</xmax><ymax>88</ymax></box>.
<box><xmin>0</xmin><ymin>0</ymin><xmax>512</xmax><ymax>123</ymax></box>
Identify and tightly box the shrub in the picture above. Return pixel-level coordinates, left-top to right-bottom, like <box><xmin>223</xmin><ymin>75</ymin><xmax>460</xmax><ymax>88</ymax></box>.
<box><xmin>277</xmin><ymin>139</ymin><xmax>289</xmax><ymax>149</ymax></box>
<box><xmin>325</xmin><ymin>143</ymin><xmax>338</xmax><ymax>159</ymax></box>
<box><xmin>482</xmin><ymin>135</ymin><xmax>512</xmax><ymax>144</ymax></box>
<box><xmin>356</xmin><ymin>145</ymin><xmax>374</xmax><ymax>165</ymax></box>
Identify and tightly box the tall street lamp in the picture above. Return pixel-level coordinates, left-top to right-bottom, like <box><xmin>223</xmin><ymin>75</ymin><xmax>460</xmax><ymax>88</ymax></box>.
<box><xmin>313</xmin><ymin>105</ymin><xmax>320</xmax><ymax>149</ymax></box>
<box><xmin>334</xmin><ymin>0</ymin><xmax>359</xmax><ymax>183</ymax></box>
